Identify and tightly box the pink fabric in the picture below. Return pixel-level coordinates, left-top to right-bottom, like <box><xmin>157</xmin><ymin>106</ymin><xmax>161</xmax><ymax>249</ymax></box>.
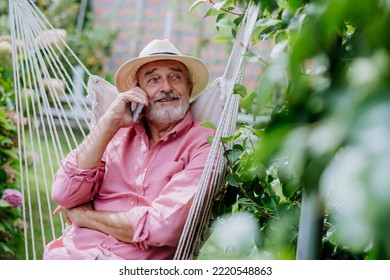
<box><xmin>44</xmin><ymin>112</ymin><xmax>214</xmax><ymax>260</ymax></box>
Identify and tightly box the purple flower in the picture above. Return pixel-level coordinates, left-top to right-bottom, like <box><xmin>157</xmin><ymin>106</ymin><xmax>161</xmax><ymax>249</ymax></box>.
<box><xmin>2</xmin><ymin>189</ymin><xmax>23</xmax><ymax>208</ymax></box>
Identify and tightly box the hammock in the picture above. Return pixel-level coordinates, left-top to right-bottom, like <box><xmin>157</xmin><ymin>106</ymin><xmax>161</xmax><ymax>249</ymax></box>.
<box><xmin>9</xmin><ymin>0</ymin><xmax>259</xmax><ymax>260</ymax></box>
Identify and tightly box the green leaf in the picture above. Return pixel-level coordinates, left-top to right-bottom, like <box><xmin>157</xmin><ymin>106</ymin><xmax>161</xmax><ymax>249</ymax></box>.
<box><xmin>1</xmin><ymin>149</ymin><xmax>18</xmax><ymax>160</ymax></box>
<box><xmin>225</xmin><ymin>147</ymin><xmax>242</xmax><ymax>164</ymax></box>
<box><xmin>232</xmin><ymin>143</ymin><xmax>244</xmax><ymax>151</ymax></box>
<box><xmin>233</xmin><ymin>15</ymin><xmax>244</xmax><ymax>27</ymax></box>
<box><xmin>240</xmin><ymin>91</ymin><xmax>255</xmax><ymax>112</ymax></box>
<box><xmin>204</xmin><ymin>7</ymin><xmax>223</xmax><ymax>18</ymax></box>
<box><xmin>0</xmin><ymin>168</ymin><xmax>8</xmax><ymax>182</ymax></box>
<box><xmin>234</xmin><ymin>83</ymin><xmax>247</xmax><ymax>97</ymax></box>
<box><xmin>200</xmin><ymin>120</ymin><xmax>217</xmax><ymax>130</ymax></box>
<box><xmin>255</xmin><ymin>18</ymin><xmax>282</xmax><ymax>28</ymax></box>
<box><xmin>269</xmin><ymin>195</ymin><xmax>280</xmax><ymax>211</ymax></box>
<box><xmin>288</xmin><ymin>0</ymin><xmax>304</xmax><ymax>12</ymax></box>
<box><xmin>207</xmin><ymin>135</ymin><xmax>214</xmax><ymax>144</ymax></box>
<box><xmin>0</xmin><ymin>243</ymin><xmax>15</xmax><ymax>256</ymax></box>
<box><xmin>226</xmin><ymin>173</ymin><xmax>239</xmax><ymax>187</ymax></box>
<box><xmin>0</xmin><ymin>199</ymin><xmax>10</xmax><ymax>208</ymax></box>
<box><xmin>258</xmin><ymin>25</ymin><xmax>280</xmax><ymax>40</ymax></box>
<box><xmin>216</xmin><ymin>12</ymin><xmax>227</xmax><ymax>24</ymax></box>
<box><xmin>188</xmin><ymin>0</ymin><xmax>207</xmax><ymax>13</ymax></box>
<box><xmin>211</xmin><ymin>34</ymin><xmax>232</xmax><ymax>42</ymax></box>
<box><xmin>238</xmin><ymin>197</ymin><xmax>258</xmax><ymax>212</ymax></box>
<box><xmin>275</xmin><ymin>30</ymin><xmax>289</xmax><ymax>44</ymax></box>
<box><xmin>221</xmin><ymin>131</ymin><xmax>242</xmax><ymax>143</ymax></box>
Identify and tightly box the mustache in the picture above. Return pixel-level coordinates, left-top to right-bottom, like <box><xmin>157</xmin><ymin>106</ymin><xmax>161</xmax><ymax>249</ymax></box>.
<box><xmin>152</xmin><ymin>92</ymin><xmax>180</xmax><ymax>103</ymax></box>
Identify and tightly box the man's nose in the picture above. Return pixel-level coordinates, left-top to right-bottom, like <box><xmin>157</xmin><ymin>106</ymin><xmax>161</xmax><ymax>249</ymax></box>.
<box><xmin>160</xmin><ymin>77</ymin><xmax>172</xmax><ymax>92</ymax></box>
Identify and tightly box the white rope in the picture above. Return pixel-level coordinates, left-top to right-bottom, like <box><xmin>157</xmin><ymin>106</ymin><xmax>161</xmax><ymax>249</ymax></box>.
<box><xmin>13</xmin><ymin>0</ymin><xmax>60</xmax><ymax>257</ymax></box>
<box><xmin>27</xmin><ymin>1</ymin><xmax>91</xmax><ymax>139</ymax></box>
<box><xmin>9</xmin><ymin>0</ymin><xmax>91</xmax><ymax>259</ymax></box>
<box><xmin>174</xmin><ymin>1</ymin><xmax>260</xmax><ymax>260</ymax></box>
<box><xmin>28</xmin><ymin>1</ymin><xmax>92</xmax><ymax>78</ymax></box>
<box><xmin>21</xmin><ymin>4</ymin><xmax>77</xmax><ymax>245</ymax></box>
<box><xmin>12</xmin><ymin>4</ymin><xmax>40</xmax><ymax>259</ymax></box>
<box><xmin>11</xmin><ymin>0</ymin><xmax>43</xmax><ymax>259</ymax></box>
<box><xmin>25</xmin><ymin>8</ymin><xmax>88</xmax><ymax>142</ymax></box>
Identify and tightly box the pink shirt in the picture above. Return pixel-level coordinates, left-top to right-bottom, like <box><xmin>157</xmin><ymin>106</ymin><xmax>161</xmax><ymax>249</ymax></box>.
<box><xmin>43</xmin><ymin>112</ymin><xmax>214</xmax><ymax>260</ymax></box>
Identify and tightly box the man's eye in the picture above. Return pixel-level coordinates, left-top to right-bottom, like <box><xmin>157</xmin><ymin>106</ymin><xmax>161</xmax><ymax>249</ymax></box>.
<box><xmin>171</xmin><ymin>74</ymin><xmax>181</xmax><ymax>81</ymax></box>
<box><xmin>148</xmin><ymin>77</ymin><xmax>159</xmax><ymax>83</ymax></box>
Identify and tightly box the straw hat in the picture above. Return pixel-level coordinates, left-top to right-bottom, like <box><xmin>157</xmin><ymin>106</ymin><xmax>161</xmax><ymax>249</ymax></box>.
<box><xmin>115</xmin><ymin>39</ymin><xmax>209</xmax><ymax>98</ymax></box>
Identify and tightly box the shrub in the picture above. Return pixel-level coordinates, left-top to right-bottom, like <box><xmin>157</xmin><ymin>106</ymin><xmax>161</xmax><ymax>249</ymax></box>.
<box><xmin>0</xmin><ymin>43</ymin><xmax>24</xmax><ymax>258</ymax></box>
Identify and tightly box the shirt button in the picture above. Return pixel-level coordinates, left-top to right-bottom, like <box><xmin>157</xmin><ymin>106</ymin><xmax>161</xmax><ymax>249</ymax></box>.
<box><xmin>144</xmin><ymin>168</ymin><xmax>148</xmax><ymax>172</ymax></box>
<box><xmin>130</xmin><ymin>201</ymin><xmax>135</xmax><ymax>206</ymax></box>
<box><xmin>102</xmin><ymin>243</ymin><xmax>107</xmax><ymax>249</ymax></box>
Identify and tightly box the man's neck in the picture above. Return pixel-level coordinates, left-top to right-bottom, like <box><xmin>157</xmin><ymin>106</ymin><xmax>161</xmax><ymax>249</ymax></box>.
<box><xmin>145</xmin><ymin>119</ymin><xmax>181</xmax><ymax>147</ymax></box>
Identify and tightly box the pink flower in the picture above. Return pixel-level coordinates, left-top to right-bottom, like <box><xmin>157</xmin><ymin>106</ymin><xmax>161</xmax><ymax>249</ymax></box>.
<box><xmin>2</xmin><ymin>189</ymin><xmax>23</xmax><ymax>208</ymax></box>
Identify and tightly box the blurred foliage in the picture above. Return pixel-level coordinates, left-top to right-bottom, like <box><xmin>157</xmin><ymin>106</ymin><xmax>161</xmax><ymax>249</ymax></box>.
<box><xmin>41</xmin><ymin>0</ymin><xmax>119</xmax><ymax>76</ymax></box>
<box><xmin>196</xmin><ymin>0</ymin><xmax>390</xmax><ymax>259</ymax></box>
<box><xmin>0</xmin><ymin>44</ymin><xmax>23</xmax><ymax>259</ymax></box>
<box><xmin>0</xmin><ymin>0</ymin><xmax>24</xmax><ymax>255</ymax></box>
<box><xmin>0</xmin><ymin>0</ymin><xmax>118</xmax><ymax>77</ymax></box>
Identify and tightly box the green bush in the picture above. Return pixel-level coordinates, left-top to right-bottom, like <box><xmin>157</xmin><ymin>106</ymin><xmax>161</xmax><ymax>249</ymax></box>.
<box><xmin>197</xmin><ymin>0</ymin><xmax>390</xmax><ymax>260</ymax></box>
<box><xmin>0</xmin><ymin>37</ymin><xmax>23</xmax><ymax>259</ymax></box>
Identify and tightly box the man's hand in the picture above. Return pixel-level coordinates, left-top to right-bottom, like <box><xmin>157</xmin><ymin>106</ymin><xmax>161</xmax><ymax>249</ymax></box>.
<box><xmin>53</xmin><ymin>202</ymin><xmax>93</xmax><ymax>227</ymax></box>
<box><xmin>75</xmin><ymin>84</ymin><xmax>149</xmax><ymax>170</ymax></box>
<box><xmin>102</xmin><ymin>85</ymin><xmax>149</xmax><ymax>131</ymax></box>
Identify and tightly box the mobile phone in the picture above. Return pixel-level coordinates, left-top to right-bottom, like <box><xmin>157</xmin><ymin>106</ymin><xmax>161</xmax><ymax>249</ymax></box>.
<box><xmin>132</xmin><ymin>103</ymin><xmax>144</xmax><ymax>122</ymax></box>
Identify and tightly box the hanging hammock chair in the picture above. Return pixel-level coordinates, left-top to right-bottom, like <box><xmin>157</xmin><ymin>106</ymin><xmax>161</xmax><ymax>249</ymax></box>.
<box><xmin>8</xmin><ymin>0</ymin><xmax>260</xmax><ymax>260</ymax></box>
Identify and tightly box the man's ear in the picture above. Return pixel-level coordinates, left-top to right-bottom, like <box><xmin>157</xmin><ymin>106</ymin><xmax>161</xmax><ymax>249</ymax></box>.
<box><xmin>130</xmin><ymin>80</ymin><xmax>139</xmax><ymax>89</ymax></box>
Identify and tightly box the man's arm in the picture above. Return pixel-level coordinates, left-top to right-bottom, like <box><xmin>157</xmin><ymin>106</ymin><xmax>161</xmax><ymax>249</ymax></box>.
<box><xmin>55</xmin><ymin>204</ymin><xmax>134</xmax><ymax>243</ymax></box>
<box><xmin>76</xmin><ymin>87</ymin><xmax>149</xmax><ymax>169</ymax></box>
<box><xmin>76</xmin><ymin>117</ymin><xmax>117</xmax><ymax>169</ymax></box>
<box><xmin>52</xmin><ymin>87</ymin><xmax>149</xmax><ymax>211</ymax></box>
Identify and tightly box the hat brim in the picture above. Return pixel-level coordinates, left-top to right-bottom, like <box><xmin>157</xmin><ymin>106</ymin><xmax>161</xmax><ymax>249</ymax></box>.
<box><xmin>115</xmin><ymin>55</ymin><xmax>209</xmax><ymax>99</ymax></box>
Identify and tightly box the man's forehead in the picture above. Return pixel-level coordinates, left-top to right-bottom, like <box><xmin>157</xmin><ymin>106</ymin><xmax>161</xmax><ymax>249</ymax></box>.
<box><xmin>138</xmin><ymin>60</ymin><xmax>187</xmax><ymax>75</ymax></box>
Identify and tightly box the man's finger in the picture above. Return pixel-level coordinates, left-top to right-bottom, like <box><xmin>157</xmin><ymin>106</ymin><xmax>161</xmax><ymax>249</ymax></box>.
<box><xmin>53</xmin><ymin>206</ymin><xmax>64</xmax><ymax>215</ymax></box>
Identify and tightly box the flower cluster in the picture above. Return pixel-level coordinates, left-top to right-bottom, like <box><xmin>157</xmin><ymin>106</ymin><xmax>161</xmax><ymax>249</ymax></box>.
<box><xmin>2</xmin><ymin>188</ymin><xmax>23</xmax><ymax>209</ymax></box>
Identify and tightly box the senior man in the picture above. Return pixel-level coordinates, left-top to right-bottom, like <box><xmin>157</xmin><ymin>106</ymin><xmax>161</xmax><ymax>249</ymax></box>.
<box><xmin>43</xmin><ymin>39</ymin><xmax>213</xmax><ymax>260</ymax></box>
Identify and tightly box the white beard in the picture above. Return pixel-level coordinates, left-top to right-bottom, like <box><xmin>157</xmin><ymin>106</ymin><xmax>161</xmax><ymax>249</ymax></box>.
<box><xmin>146</xmin><ymin>93</ymin><xmax>189</xmax><ymax>125</ymax></box>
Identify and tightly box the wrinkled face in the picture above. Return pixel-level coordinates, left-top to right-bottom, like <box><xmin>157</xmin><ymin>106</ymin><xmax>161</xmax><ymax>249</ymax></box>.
<box><xmin>136</xmin><ymin>60</ymin><xmax>193</xmax><ymax>125</ymax></box>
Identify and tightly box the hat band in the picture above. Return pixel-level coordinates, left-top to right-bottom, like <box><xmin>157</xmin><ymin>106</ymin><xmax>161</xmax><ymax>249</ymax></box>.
<box><xmin>149</xmin><ymin>52</ymin><xmax>178</xmax><ymax>56</ymax></box>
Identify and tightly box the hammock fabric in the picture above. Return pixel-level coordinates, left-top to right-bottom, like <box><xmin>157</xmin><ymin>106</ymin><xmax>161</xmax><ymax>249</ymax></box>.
<box><xmin>9</xmin><ymin>0</ymin><xmax>259</xmax><ymax>260</ymax></box>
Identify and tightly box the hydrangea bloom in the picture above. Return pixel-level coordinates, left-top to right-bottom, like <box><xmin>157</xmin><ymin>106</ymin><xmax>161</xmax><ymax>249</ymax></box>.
<box><xmin>2</xmin><ymin>189</ymin><xmax>23</xmax><ymax>208</ymax></box>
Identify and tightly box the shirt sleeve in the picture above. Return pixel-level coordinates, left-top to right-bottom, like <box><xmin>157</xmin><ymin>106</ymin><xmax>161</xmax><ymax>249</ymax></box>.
<box><xmin>51</xmin><ymin>150</ymin><xmax>105</xmax><ymax>208</ymax></box>
<box><xmin>127</xmin><ymin>138</ymin><xmax>212</xmax><ymax>248</ymax></box>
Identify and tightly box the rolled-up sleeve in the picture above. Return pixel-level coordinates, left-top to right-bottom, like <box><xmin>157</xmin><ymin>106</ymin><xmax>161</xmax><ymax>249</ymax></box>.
<box><xmin>127</xmin><ymin>139</ymin><xmax>211</xmax><ymax>248</ymax></box>
<box><xmin>51</xmin><ymin>150</ymin><xmax>105</xmax><ymax>208</ymax></box>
